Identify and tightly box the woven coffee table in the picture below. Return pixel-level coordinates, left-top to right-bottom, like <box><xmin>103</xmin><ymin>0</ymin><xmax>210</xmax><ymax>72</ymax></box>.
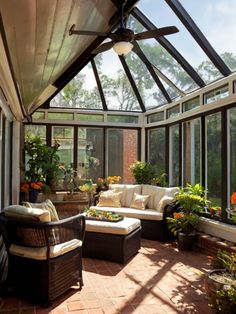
<box><xmin>83</xmin><ymin>217</ymin><xmax>141</xmax><ymax>263</ymax></box>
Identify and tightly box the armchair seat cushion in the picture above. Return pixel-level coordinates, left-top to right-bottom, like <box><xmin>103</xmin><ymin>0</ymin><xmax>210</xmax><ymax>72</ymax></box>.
<box><xmin>9</xmin><ymin>238</ymin><xmax>82</xmax><ymax>260</ymax></box>
<box><xmin>89</xmin><ymin>206</ymin><xmax>163</xmax><ymax>221</ymax></box>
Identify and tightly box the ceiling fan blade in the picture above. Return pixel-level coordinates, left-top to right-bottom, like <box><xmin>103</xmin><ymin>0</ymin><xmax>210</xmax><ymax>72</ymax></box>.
<box><xmin>134</xmin><ymin>26</ymin><xmax>179</xmax><ymax>40</ymax></box>
<box><xmin>92</xmin><ymin>41</ymin><xmax>114</xmax><ymax>54</ymax></box>
<box><xmin>69</xmin><ymin>24</ymin><xmax>107</xmax><ymax>37</ymax></box>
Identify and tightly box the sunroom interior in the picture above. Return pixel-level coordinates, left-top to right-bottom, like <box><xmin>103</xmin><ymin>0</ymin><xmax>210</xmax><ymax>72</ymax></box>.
<box><xmin>0</xmin><ymin>0</ymin><xmax>236</xmax><ymax>311</ymax></box>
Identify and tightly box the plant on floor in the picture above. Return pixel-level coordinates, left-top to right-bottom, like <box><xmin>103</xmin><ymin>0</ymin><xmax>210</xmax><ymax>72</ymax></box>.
<box><xmin>206</xmin><ymin>249</ymin><xmax>236</xmax><ymax>313</ymax></box>
<box><xmin>167</xmin><ymin>183</ymin><xmax>208</xmax><ymax>250</ymax></box>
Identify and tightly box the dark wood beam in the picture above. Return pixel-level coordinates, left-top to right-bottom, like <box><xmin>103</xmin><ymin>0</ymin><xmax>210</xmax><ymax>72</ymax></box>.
<box><xmin>91</xmin><ymin>59</ymin><xmax>108</xmax><ymax>111</ymax></box>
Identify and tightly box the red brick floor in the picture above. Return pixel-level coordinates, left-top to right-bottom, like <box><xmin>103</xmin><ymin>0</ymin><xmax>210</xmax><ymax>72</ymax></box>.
<box><xmin>0</xmin><ymin>239</ymin><xmax>213</xmax><ymax>314</ymax></box>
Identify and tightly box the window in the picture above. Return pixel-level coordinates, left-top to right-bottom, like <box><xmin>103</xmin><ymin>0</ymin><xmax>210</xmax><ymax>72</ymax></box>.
<box><xmin>107</xmin><ymin>115</ymin><xmax>138</xmax><ymax>123</ymax></box>
<box><xmin>107</xmin><ymin>129</ymin><xmax>138</xmax><ymax>183</ymax></box>
<box><xmin>52</xmin><ymin>126</ymin><xmax>74</xmax><ymax>169</ymax></box>
<box><xmin>147</xmin><ymin>112</ymin><xmax>164</xmax><ymax>123</ymax></box>
<box><xmin>78</xmin><ymin>128</ymin><xmax>104</xmax><ymax>182</ymax></box>
<box><xmin>32</xmin><ymin>111</ymin><xmax>45</xmax><ymax>121</ymax></box>
<box><xmin>48</xmin><ymin>112</ymin><xmax>74</xmax><ymax>120</ymax></box>
<box><xmin>183</xmin><ymin>97</ymin><xmax>200</xmax><ymax>112</ymax></box>
<box><xmin>148</xmin><ymin>128</ymin><xmax>166</xmax><ymax>174</ymax></box>
<box><xmin>204</xmin><ymin>85</ymin><xmax>229</xmax><ymax>105</ymax></box>
<box><xmin>24</xmin><ymin>125</ymin><xmax>46</xmax><ymax>143</ymax></box>
<box><xmin>167</xmin><ymin>105</ymin><xmax>180</xmax><ymax>119</ymax></box>
<box><xmin>169</xmin><ymin>124</ymin><xmax>180</xmax><ymax>186</ymax></box>
<box><xmin>229</xmin><ymin>108</ymin><xmax>236</xmax><ymax>212</ymax></box>
<box><xmin>206</xmin><ymin>113</ymin><xmax>222</xmax><ymax>206</ymax></box>
<box><xmin>183</xmin><ymin>118</ymin><xmax>201</xmax><ymax>185</ymax></box>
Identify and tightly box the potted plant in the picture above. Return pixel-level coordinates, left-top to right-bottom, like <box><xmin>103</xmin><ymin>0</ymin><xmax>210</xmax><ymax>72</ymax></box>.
<box><xmin>167</xmin><ymin>183</ymin><xmax>208</xmax><ymax>250</ymax></box>
<box><xmin>205</xmin><ymin>249</ymin><xmax>236</xmax><ymax>313</ymax></box>
<box><xmin>23</xmin><ymin>136</ymin><xmax>62</xmax><ymax>194</ymax></box>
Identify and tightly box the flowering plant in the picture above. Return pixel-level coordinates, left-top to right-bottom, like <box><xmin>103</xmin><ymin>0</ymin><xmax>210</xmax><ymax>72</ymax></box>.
<box><xmin>167</xmin><ymin>212</ymin><xmax>200</xmax><ymax>236</ymax></box>
<box><xmin>20</xmin><ymin>181</ymin><xmax>47</xmax><ymax>193</ymax></box>
<box><xmin>96</xmin><ymin>176</ymin><xmax>121</xmax><ymax>189</ymax></box>
<box><xmin>230</xmin><ymin>192</ymin><xmax>236</xmax><ymax>205</ymax></box>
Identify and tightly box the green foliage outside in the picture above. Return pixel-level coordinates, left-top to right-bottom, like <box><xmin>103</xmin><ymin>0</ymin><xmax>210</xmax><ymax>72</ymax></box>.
<box><xmin>129</xmin><ymin>160</ymin><xmax>167</xmax><ymax>185</ymax></box>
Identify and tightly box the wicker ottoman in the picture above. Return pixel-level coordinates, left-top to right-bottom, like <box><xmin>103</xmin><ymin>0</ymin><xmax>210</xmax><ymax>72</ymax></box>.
<box><xmin>83</xmin><ymin>217</ymin><xmax>141</xmax><ymax>263</ymax></box>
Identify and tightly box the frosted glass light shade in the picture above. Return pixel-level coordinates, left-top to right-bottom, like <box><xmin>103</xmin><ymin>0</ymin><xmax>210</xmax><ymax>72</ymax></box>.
<box><xmin>113</xmin><ymin>41</ymin><xmax>133</xmax><ymax>55</ymax></box>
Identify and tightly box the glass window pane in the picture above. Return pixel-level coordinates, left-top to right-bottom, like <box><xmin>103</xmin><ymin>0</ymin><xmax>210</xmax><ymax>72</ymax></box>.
<box><xmin>107</xmin><ymin>115</ymin><xmax>138</xmax><ymax>123</ymax></box>
<box><xmin>148</xmin><ymin>128</ymin><xmax>166</xmax><ymax>175</ymax></box>
<box><xmin>125</xmin><ymin>51</ymin><xmax>167</xmax><ymax>109</ymax></box>
<box><xmin>204</xmin><ymin>85</ymin><xmax>229</xmax><ymax>105</ymax></box>
<box><xmin>24</xmin><ymin>125</ymin><xmax>46</xmax><ymax>142</ymax></box>
<box><xmin>138</xmin><ymin>0</ymin><xmax>223</xmax><ymax>83</ymax></box>
<box><xmin>32</xmin><ymin>111</ymin><xmax>45</xmax><ymax>121</ymax></box>
<box><xmin>169</xmin><ymin>124</ymin><xmax>180</xmax><ymax>186</ymax></box>
<box><xmin>50</xmin><ymin>62</ymin><xmax>103</xmax><ymax>109</ymax></box>
<box><xmin>183</xmin><ymin>118</ymin><xmax>201</xmax><ymax>185</ymax></box>
<box><xmin>183</xmin><ymin>97</ymin><xmax>200</xmax><ymax>112</ymax></box>
<box><xmin>167</xmin><ymin>105</ymin><xmax>180</xmax><ymax>119</ymax></box>
<box><xmin>107</xmin><ymin>129</ymin><xmax>138</xmax><ymax>183</ymax></box>
<box><xmin>206</xmin><ymin>113</ymin><xmax>222</xmax><ymax>206</ymax></box>
<box><xmin>78</xmin><ymin>128</ymin><xmax>104</xmax><ymax>182</ymax></box>
<box><xmin>229</xmin><ymin>108</ymin><xmax>236</xmax><ymax>210</ymax></box>
<box><xmin>148</xmin><ymin>112</ymin><xmax>165</xmax><ymax>123</ymax></box>
<box><xmin>94</xmin><ymin>51</ymin><xmax>141</xmax><ymax>111</ymax></box>
<box><xmin>48</xmin><ymin>112</ymin><xmax>74</xmax><ymax>120</ymax></box>
<box><xmin>180</xmin><ymin>0</ymin><xmax>236</xmax><ymax>72</ymax></box>
<box><xmin>76</xmin><ymin>114</ymin><xmax>104</xmax><ymax>122</ymax></box>
<box><xmin>52</xmin><ymin>126</ymin><xmax>74</xmax><ymax>169</ymax></box>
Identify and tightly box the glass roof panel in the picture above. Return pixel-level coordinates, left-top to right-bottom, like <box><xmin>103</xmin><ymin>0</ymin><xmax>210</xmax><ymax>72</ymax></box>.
<box><xmin>180</xmin><ymin>0</ymin><xmax>236</xmax><ymax>72</ymax></box>
<box><xmin>138</xmin><ymin>38</ymin><xmax>198</xmax><ymax>93</ymax></box>
<box><xmin>94</xmin><ymin>50</ymin><xmax>142</xmax><ymax>111</ymax></box>
<box><xmin>137</xmin><ymin>0</ymin><xmax>223</xmax><ymax>84</ymax></box>
<box><xmin>50</xmin><ymin>62</ymin><xmax>103</xmax><ymax>109</ymax></box>
<box><xmin>125</xmin><ymin>51</ymin><xmax>167</xmax><ymax>109</ymax></box>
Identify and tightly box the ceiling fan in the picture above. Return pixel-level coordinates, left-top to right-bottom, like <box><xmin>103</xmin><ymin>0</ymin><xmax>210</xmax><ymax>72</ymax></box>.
<box><xmin>69</xmin><ymin>0</ymin><xmax>179</xmax><ymax>55</ymax></box>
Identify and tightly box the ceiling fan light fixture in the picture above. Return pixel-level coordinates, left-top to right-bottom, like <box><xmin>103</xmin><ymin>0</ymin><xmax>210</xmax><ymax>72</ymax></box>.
<box><xmin>113</xmin><ymin>41</ymin><xmax>133</xmax><ymax>55</ymax></box>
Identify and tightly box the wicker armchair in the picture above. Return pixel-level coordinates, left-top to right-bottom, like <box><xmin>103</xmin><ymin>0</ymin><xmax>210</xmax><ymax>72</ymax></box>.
<box><xmin>0</xmin><ymin>212</ymin><xmax>85</xmax><ymax>305</ymax></box>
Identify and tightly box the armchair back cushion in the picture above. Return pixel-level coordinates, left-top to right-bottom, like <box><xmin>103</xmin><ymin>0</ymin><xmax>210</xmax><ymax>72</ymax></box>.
<box><xmin>4</xmin><ymin>205</ymin><xmax>51</xmax><ymax>222</ymax></box>
<box><xmin>24</xmin><ymin>199</ymin><xmax>59</xmax><ymax>221</ymax></box>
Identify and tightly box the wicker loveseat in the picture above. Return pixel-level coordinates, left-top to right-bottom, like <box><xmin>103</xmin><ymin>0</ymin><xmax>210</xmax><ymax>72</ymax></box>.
<box><xmin>90</xmin><ymin>184</ymin><xmax>179</xmax><ymax>241</ymax></box>
<box><xmin>0</xmin><ymin>202</ymin><xmax>85</xmax><ymax>305</ymax></box>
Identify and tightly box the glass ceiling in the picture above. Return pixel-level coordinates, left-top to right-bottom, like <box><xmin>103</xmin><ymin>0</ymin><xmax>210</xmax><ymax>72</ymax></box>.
<box><xmin>50</xmin><ymin>0</ymin><xmax>236</xmax><ymax>112</ymax></box>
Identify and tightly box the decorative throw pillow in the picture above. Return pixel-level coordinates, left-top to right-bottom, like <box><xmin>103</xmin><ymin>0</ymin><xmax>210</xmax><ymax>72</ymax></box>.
<box><xmin>130</xmin><ymin>193</ymin><xmax>150</xmax><ymax>210</ymax></box>
<box><xmin>4</xmin><ymin>205</ymin><xmax>51</xmax><ymax>222</ymax></box>
<box><xmin>97</xmin><ymin>190</ymin><xmax>122</xmax><ymax>208</ymax></box>
<box><xmin>157</xmin><ymin>195</ymin><xmax>174</xmax><ymax>212</ymax></box>
<box><xmin>24</xmin><ymin>199</ymin><xmax>59</xmax><ymax>221</ymax></box>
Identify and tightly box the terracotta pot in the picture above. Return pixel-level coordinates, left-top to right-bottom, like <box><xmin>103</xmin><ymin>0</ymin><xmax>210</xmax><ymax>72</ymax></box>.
<box><xmin>205</xmin><ymin>269</ymin><xmax>235</xmax><ymax>310</ymax></box>
<box><xmin>177</xmin><ymin>232</ymin><xmax>196</xmax><ymax>251</ymax></box>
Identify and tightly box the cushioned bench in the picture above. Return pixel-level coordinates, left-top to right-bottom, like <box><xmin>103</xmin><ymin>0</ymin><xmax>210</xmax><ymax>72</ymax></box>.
<box><xmin>90</xmin><ymin>184</ymin><xmax>179</xmax><ymax>241</ymax></box>
<box><xmin>83</xmin><ymin>217</ymin><xmax>141</xmax><ymax>263</ymax></box>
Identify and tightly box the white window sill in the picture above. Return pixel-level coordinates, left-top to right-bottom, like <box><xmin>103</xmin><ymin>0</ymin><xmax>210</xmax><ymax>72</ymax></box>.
<box><xmin>199</xmin><ymin>217</ymin><xmax>236</xmax><ymax>243</ymax></box>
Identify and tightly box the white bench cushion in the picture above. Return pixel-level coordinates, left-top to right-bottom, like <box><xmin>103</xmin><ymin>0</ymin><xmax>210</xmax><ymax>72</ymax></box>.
<box><xmin>85</xmin><ymin>216</ymin><xmax>141</xmax><ymax>235</ymax></box>
<box><xmin>89</xmin><ymin>206</ymin><xmax>163</xmax><ymax>221</ymax></box>
<box><xmin>109</xmin><ymin>184</ymin><xmax>142</xmax><ymax>207</ymax></box>
<box><xmin>9</xmin><ymin>238</ymin><xmax>82</xmax><ymax>260</ymax></box>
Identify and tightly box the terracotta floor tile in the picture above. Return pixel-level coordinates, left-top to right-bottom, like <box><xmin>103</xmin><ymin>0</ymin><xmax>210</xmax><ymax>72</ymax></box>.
<box><xmin>1</xmin><ymin>240</ymin><xmax>212</xmax><ymax>314</ymax></box>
